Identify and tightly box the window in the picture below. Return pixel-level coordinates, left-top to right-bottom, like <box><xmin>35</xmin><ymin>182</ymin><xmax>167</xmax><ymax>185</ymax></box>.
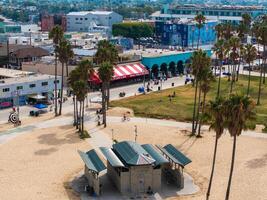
<box><xmin>29</xmin><ymin>84</ymin><xmax>36</xmax><ymax>88</ymax></box>
<box><xmin>2</xmin><ymin>88</ymin><xmax>9</xmax><ymax>92</ymax></box>
<box><xmin>42</xmin><ymin>82</ymin><xmax>48</xmax><ymax>86</ymax></box>
<box><xmin>80</xmin><ymin>18</ymin><xmax>83</xmax><ymax>20</ymax></box>
<box><xmin>54</xmin><ymin>80</ymin><xmax>59</xmax><ymax>84</ymax></box>
<box><xmin>75</xmin><ymin>18</ymin><xmax>78</xmax><ymax>20</ymax></box>
<box><xmin>85</xmin><ymin>18</ymin><xmax>88</xmax><ymax>20</ymax></box>
<box><xmin>17</xmin><ymin>86</ymin><xmax>23</xmax><ymax>90</ymax></box>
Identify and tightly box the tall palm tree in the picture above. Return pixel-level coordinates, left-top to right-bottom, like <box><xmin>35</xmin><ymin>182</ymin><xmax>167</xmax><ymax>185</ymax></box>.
<box><xmin>73</xmin><ymin>80</ymin><xmax>88</xmax><ymax>134</ymax></box>
<box><xmin>244</xmin><ymin>44</ymin><xmax>257</xmax><ymax>96</ymax></box>
<box><xmin>197</xmin><ymin>70</ymin><xmax>215</xmax><ymax>137</ymax></box>
<box><xmin>229</xmin><ymin>36</ymin><xmax>241</xmax><ymax>93</ymax></box>
<box><xmin>222</xmin><ymin>22</ymin><xmax>233</xmax><ymax>41</ymax></box>
<box><xmin>206</xmin><ymin>97</ymin><xmax>226</xmax><ymax>200</ymax></box>
<box><xmin>98</xmin><ymin>62</ymin><xmax>114</xmax><ymax>128</ymax></box>
<box><xmin>190</xmin><ymin>50</ymin><xmax>211</xmax><ymax>134</ymax></box>
<box><xmin>49</xmin><ymin>25</ymin><xmax>64</xmax><ymax>116</ymax></box>
<box><xmin>256</xmin><ymin>24</ymin><xmax>267</xmax><ymax>105</ymax></box>
<box><xmin>194</xmin><ymin>14</ymin><xmax>206</xmax><ymax>49</ymax></box>
<box><xmin>58</xmin><ymin>39</ymin><xmax>74</xmax><ymax>116</ymax></box>
<box><xmin>212</xmin><ymin>39</ymin><xmax>225</xmax><ymax>97</ymax></box>
<box><xmin>94</xmin><ymin>40</ymin><xmax>118</xmax><ymax>109</ymax></box>
<box><xmin>215</xmin><ymin>24</ymin><xmax>224</xmax><ymax>40</ymax></box>
<box><xmin>224</xmin><ymin>94</ymin><xmax>255</xmax><ymax>200</ymax></box>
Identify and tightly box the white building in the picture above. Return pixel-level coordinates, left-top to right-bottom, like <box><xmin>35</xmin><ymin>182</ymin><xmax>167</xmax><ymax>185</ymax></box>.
<box><xmin>66</xmin><ymin>11</ymin><xmax>123</xmax><ymax>35</ymax></box>
<box><xmin>0</xmin><ymin>68</ymin><xmax>61</xmax><ymax>108</ymax></box>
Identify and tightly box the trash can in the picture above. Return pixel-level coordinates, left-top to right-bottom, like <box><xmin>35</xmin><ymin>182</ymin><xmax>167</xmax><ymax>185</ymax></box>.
<box><xmin>172</xmin><ymin>83</ymin><xmax>174</xmax><ymax>87</ymax></box>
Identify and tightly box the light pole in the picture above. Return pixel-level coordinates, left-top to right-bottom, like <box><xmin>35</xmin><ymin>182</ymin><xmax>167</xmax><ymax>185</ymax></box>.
<box><xmin>111</xmin><ymin>129</ymin><xmax>114</xmax><ymax>143</ymax></box>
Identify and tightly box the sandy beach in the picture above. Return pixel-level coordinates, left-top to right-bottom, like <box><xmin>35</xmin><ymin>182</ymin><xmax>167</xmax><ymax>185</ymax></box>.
<box><xmin>0</xmin><ymin>109</ymin><xmax>266</xmax><ymax>200</ymax></box>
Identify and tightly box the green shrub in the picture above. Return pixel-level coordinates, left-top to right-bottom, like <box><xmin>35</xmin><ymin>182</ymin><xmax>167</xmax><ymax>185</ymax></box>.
<box><xmin>80</xmin><ymin>130</ymin><xmax>90</xmax><ymax>139</ymax></box>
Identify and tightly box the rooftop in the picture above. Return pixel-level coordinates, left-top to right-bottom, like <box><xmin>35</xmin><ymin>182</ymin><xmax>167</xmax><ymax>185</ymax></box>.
<box><xmin>0</xmin><ymin>68</ymin><xmax>34</xmax><ymax>78</ymax></box>
<box><xmin>67</xmin><ymin>11</ymin><xmax>113</xmax><ymax>16</ymax></box>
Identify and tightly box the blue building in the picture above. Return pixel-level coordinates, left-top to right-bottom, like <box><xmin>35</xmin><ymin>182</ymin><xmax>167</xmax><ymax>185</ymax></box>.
<box><xmin>155</xmin><ymin>19</ymin><xmax>217</xmax><ymax>47</ymax></box>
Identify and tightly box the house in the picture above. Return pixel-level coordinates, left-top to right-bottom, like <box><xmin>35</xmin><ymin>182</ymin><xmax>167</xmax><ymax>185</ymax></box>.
<box><xmin>0</xmin><ymin>44</ymin><xmax>49</xmax><ymax>69</ymax></box>
<box><xmin>78</xmin><ymin>141</ymin><xmax>192</xmax><ymax>196</ymax></box>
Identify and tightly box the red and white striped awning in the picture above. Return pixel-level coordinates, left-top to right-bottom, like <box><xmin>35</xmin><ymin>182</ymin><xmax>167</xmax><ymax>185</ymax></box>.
<box><xmin>113</xmin><ymin>63</ymin><xmax>148</xmax><ymax>80</ymax></box>
<box><xmin>89</xmin><ymin>62</ymin><xmax>148</xmax><ymax>84</ymax></box>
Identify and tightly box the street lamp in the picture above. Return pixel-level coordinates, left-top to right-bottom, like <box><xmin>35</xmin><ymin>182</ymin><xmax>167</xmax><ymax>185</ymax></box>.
<box><xmin>134</xmin><ymin>125</ymin><xmax>138</xmax><ymax>142</ymax></box>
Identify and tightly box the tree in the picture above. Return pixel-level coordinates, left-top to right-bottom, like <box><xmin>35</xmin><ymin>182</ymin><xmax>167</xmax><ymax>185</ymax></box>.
<box><xmin>49</xmin><ymin>25</ymin><xmax>64</xmax><ymax>116</ymax></box>
<box><xmin>194</xmin><ymin>14</ymin><xmax>206</xmax><ymax>49</ymax></box>
<box><xmin>212</xmin><ymin>39</ymin><xmax>225</xmax><ymax>97</ymax></box>
<box><xmin>94</xmin><ymin>40</ymin><xmax>118</xmax><ymax>109</ymax></box>
<box><xmin>229</xmin><ymin>36</ymin><xmax>241</xmax><ymax>93</ymax></box>
<box><xmin>68</xmin><ymin>60</ymin><xmax>94</xmax><ymax>129</ymax></box>
<box><xmin>244</xmin><ymin>44</ymin><xmax>257</xmax><ymax>96</ymax></box>
<box><xmin>224</xmin><ymin>94</ymin><xmax>255</xmax><ymax>200</ymax></box>
<box><xmin>222</xmin><ymin>22</ymin><xmax>233</xmax><ymax>40</ymax></box>
<box><xmin>73</xmin><ymin>80</ymin><xmax>88</xmax><ymax>135</ymax></box>
<box><xmin>112</xmin><ymin>22</ymin><xmax>154</xmax><ymax>48</ymax></box>
<box><xmin>58</xmin><ymin>39</ymin><xmax>74</xmax><ymax>115</ymax></box>
<box><xmin>190</xmin><ymin>50</ymin><xmax>211</xmax><ymax>135</ymax></box>
<box><xmin>197</xmin><ymin>70</ymin><xmax>215</xmax><ymax>137</ymax></box>
<box><xmin>206</xmin><ymin>97</ymin><xmax>226</xmax><ymax>200</ymax></box>
<box><xmin>255</xmin><ymin>24</ymin><xmax>267</xmax><ymax>105</ymax></box>
<box><xmin>215</xmin><ymin>24</ymin><xmax>224</xmax><ymax>40</ymax></box>
<box><xmin>98</xmin><ymin>62</ymin><xmax>114</xmax><ymax>128</ymax></box>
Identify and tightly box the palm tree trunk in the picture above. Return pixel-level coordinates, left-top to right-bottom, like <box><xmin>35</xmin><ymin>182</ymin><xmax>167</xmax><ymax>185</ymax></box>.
<box><xmin>73</xmin><ymin>96</ymin><xmax>76</xmax><ymax>126</ymax></box>
<box><xmin>59</xmin><ymin>62</ymin><xmax>64</xmax><ymax>115</ymax></box>
<box><xmin>236</xmin><ymin>57</ymin><xmax>241</xmax><ymax>82</ymax></box>
<box><xmin>230</xmin><ymin>64</ymin><xmax>235</xmax><ymax>94</ymax></box>
<box><xmin>257</xmin><ymin>57</ymin><xmax>263</xmax><ymax>105</ymax></box>
<box><xmin>79</xmin><ymin>101</ymin><xmax>82</xmax><ymax>132</ymax></box>
<box><xmin>197</xmin><ymin>91</ymin><xmax>207</xmax><ymax>137</ymax></box>
<box><xmin>247</xmin><ymin>62</ymin><xmax>251</xmax><ymax>96</ymax></box>
<box><xmin>206</xmin><ymin>136</ymin><xmax>219</xmax><ymax>200</ymax></box>
<box><xmin>102</xmin><ymin>82</ymin><xmax>107</xmax><ymax>127</ymax></box>
<box><xmin>197</xmin><ymin>29</ymin><xmax>200</xmax><ymax>49</ymax></box>
<box><xmin>217</xmin><ymin>62</ymin><xmax>222</xmax><ymax>98</ymax></box>
<box><xmin>194</xmin><ymin>83</ymin><xmax>202</xmax><ymax>134</ymax></box>
<box><xmin>225</xmin><ymin>135</ymin><xmax>237</xmax><ymax>200</ymax></box>
<box><xmin>106</xmin><ymin>81</ymin><xmax>110</xmax><ymax>110</ymax></box>
<box><xmin>192</xmin><ymin>79</ymin><xmax>199</xmax><ymax>134</ymax></box>
<box><xmin>76</xmin><ymin>99</ymin><xmax>79</xmax><ymax>130</ymax></box>
<box><xmin>66</xmin><ymin>63</ymin><xmax>69</xmax><ymax>77</ymax></box>
<box><xmin>82</xmin><ymin>100</ymin><xmax>85</xmax><ymax>134</ymax></box>
<box><xmin>54</xmin><ymin>53</ymin><xmax>58</xmax><ymax>116</ymax></box>
<box><xmin>263</xmin><ymin>45</ymin><xmax>266</xmax><ymax>84</ymax></box>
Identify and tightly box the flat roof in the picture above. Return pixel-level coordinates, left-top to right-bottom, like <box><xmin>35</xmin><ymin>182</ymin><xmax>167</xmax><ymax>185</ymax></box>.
<box><xmin>67</xmin><ymin>11</ymin><xmax>113</xmax><ymax>16</ymax></box>
<box><xmin>0</xmin><ymin>73</ymin><xmax>57</xmax><ymax>85</ymax></box>
<box><xmin>0</xmin><ymin>68</ymin><xmax>34</xmax><ymax>78</ymax></box>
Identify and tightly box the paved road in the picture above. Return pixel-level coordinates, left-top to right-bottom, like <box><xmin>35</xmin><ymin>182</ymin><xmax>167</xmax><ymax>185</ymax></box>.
<box><xmin>0</xmin><ymin>76</ymin><xmax>186</xmax><ymax>124</ymax></box>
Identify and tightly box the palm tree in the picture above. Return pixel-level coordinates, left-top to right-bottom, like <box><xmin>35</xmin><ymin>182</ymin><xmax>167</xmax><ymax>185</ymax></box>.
<box><xmin>194</xmin><ymin>14</ymin><xmax>206</xmax><ymax>49</ymax></box>
<box><xmin>197</xmin><ymin>70</ymin><xmax>215</xmax><ymax>137</ymax></box>
<box><xmin>212</xmin><ymin>39</ymin><xmax>225</xmax><ymax>97</ymax></box>
<box><xmin>244</xmin><ymin>44</ymin><xmax>257</xmax><ymax>96</ymax></box>
<box><xmin>190</xmin><ymin>50</ymin><xmax>211</xmax><ymax>134</ymax></box>
<box><xmin>94</xmin><ymin>40</ymin><xmax>118</xmax><ymax>109</ymax></box>
<box><xmin>206</xmin><ymin>97</ymin><xmax>226</xmax><ymax>200</ymax></box>
<box><xmin>49</xmin><ymin>25</ymin><xmax>64</xmax><ymax>116</ymax></box>
<box><xmin>229</xmin><ymin>36</ymin><xmax>241</xmax><ymax>93</ymax></box>
<box><xmin>98</xmin><ymin>62</ymin><xmax>114</xmax><ymax>128</ymax></box>
<box><xmin>222</xmin><ymin>22</ymin><xmax>233</xmax><ymax>41</ymax></box>
<box><xmin>73</xmin><ymin>80</ymin><xmax>88</xmax><ymax>134</ymax></box>
<box><xmin>215</xmin><ymin>24</ymin><xmax>224</xmax><ymax>40</ymax></box>
<box><xmin>224</xmin><ymin>94</ymin><xmax>255</xmax><ymax>200</ymax></box>
<box><xmin>256</xmin><ymin>24</ymin><xmax>267</xmax><ymax>105</ymax></box>
<box><xmin>58</xmin><ymin>39</ymin><xmax>74</xmax><ymax>116</ymax></box>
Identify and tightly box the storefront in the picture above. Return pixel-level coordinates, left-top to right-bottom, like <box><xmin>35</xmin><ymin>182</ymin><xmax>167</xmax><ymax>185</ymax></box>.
<box><xmin>89</xmin><ymin>62</ymin><xmax>149</xmax><ymax>89</ymax></box>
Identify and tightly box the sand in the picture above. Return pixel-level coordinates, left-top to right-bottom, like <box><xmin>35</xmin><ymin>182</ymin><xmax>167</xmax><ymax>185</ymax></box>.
<box><xmin>0</xmin><ymin>124</ymin><xmax>89</xmax><ymax>200</ymax></box>
<box><xmin>0</xmin><ymin>111</ymin><xmax>266</xmax><ymax>200</ymax></box>
<box><xmin>103</xmin><ymin>122</ymin><xmax>267</xmax><ymax>200</ymax></box>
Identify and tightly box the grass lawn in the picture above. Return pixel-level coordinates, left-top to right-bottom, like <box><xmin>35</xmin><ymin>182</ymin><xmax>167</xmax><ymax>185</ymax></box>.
<box><xmin>110</xmin><ymin>75</ymin><xmax>267</xmax><ymax>125</ymax></box>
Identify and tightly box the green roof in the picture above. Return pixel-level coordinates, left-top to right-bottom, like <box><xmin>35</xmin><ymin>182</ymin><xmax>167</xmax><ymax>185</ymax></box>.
<box><xmin>78</xmin><ymin>150</ymin><xmax>106</xmax><ymax>173</ymax></box>
<box><xmin>100</xmin><ymin>147</ymin><xmax>125</xmax><ymax>168</ymax></box>
<box><xmin>113</xmin><ymin>141</ymin><xmax>155</xmax><ymax>166</ymax></box>
<box><xmin>162</xmin><ymin>144</ymin><xmax>192</xmax><ymax>167</ymax></box>
<box><xmin>141</xmin><ymin>144</ymin><xmax>169</xmax><ymax>166</ymax></box>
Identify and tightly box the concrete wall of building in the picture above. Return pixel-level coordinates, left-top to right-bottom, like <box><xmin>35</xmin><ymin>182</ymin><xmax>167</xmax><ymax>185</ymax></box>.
<box><xmin>152</xmin><ymin>168</ymin><xmax>161</xmax><ymax>191</ymax></box>
<box><xmin>84</xmin><ymin>166</ymin><xmax>100</xmax><ymax>195</ymax></box>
